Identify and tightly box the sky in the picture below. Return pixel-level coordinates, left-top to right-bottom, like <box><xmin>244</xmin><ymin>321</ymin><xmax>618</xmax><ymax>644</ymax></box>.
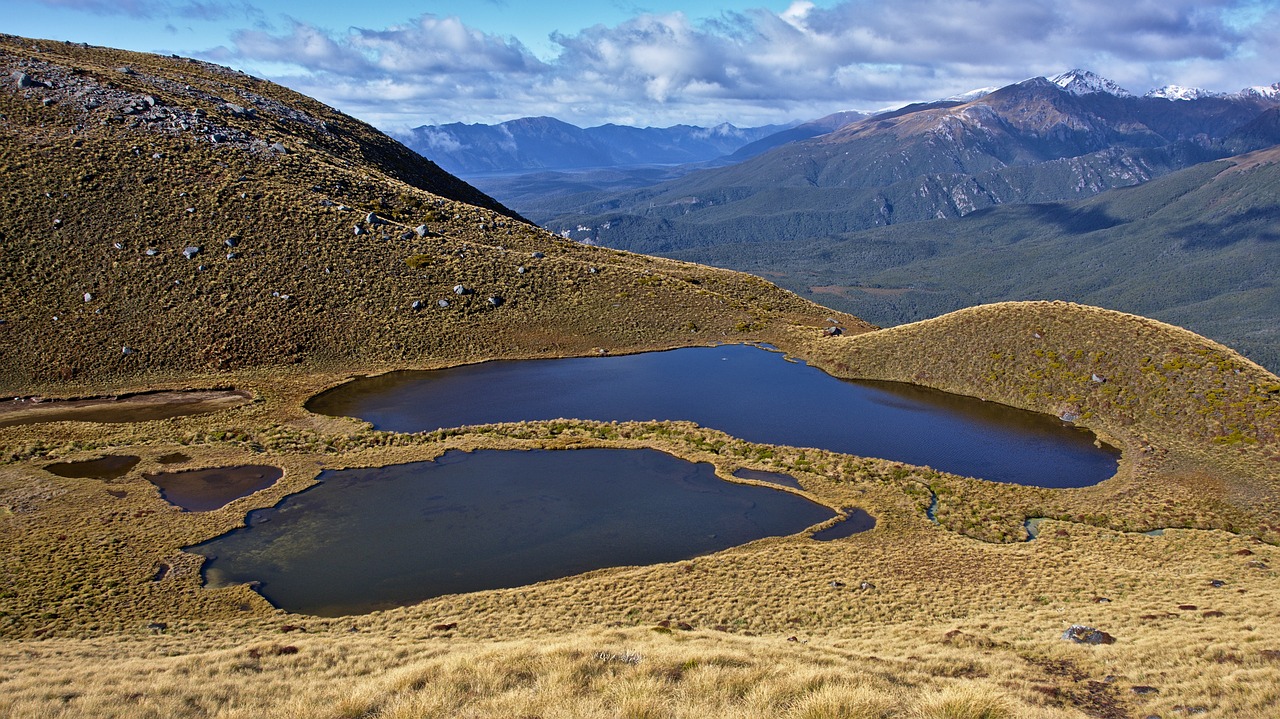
<box><xmin>8</xmin><ymin>0</ymin><xmax>1280</xmax><ymax>131</ymax></box>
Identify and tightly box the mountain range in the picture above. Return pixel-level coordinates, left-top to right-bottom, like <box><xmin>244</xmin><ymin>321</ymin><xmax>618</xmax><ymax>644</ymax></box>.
<box><xmin>394</xmin><ymin>117</ymin><xmax>793</xmax><ymax>176</ymax></box>
<box><xmin>481</xmin><ymin>70</ymin><xmax>1280</xmax><ymax>369</ymax></box>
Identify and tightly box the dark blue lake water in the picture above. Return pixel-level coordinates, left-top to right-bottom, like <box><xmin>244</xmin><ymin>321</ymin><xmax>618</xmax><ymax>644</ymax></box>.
<box><xmin>308</xmin><ymin>345</ymin><xmax>1118</xmax><ymax>487</ymax></box>
<box><xmin>192</xmin><ymin>448</ymin><xmax>835</xmax><ymax>616</ymax></box>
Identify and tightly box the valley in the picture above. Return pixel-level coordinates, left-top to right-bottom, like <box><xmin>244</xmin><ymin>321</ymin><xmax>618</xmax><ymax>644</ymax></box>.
<box><xmin>1</xmin><ymin>35</ymin><xmax>1278</xmax><ymax>719</ymax></box>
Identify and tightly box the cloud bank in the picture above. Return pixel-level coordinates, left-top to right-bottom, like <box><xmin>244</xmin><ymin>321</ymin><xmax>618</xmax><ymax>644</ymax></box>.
<box><xmin>203</xmin><ymin>0</ymin><xmax>1280</xmax><ymax>128</ymax></box>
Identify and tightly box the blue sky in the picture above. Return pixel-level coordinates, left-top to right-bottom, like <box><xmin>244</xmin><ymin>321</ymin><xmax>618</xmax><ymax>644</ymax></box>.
<box><xmin>10</xmin><ymin>0</ymin><xmax>1280</xmax><ymax>130</ymax></box>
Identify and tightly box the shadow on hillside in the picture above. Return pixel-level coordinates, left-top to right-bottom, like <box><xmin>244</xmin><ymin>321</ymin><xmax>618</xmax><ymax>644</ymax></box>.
<box><xmin>1016</xmin><ymin>203</ymin><xmax>1125</xmax><ymax>234</ymax></box>
<box><xmin>1174</xmin><ymin>205</ymin><xmax>1280</xmax><ymax>248</ymax></box>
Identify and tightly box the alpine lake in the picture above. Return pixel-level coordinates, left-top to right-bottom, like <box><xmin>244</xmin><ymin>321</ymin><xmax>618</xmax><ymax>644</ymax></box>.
<box><xmin>192</xmin><ymin>345</ymin><xmax>1120</xmax><ymax>615</ymax></box>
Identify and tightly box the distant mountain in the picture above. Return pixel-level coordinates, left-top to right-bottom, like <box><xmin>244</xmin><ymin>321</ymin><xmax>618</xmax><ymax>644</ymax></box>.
<box><xmin>725</xmin><ymin>110</ymin><xmax>868</xmax><ymax>161</ymax></box>
<box><xmin>531</xmin><ymin>71</ymin><xmax>1280</xmax><ymax>251</ymax></box>
<box><xmin>662</xmin><ymin>145</ymin><xmax>1280</xmax><ymax>371</ymax></box>
<box><xmin>1050</xmin><ymin>69</ymin><xmax>1133</xmax><ymax>97</ymax></box>
<box><xmin>395</xmin><ymin>117</ymin><xmax>791</xmax><ymax>175</ymax></box>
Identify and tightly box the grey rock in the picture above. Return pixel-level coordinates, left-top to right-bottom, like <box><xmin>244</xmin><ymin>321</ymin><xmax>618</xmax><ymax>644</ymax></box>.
<box><xmin>116</xmin><ymin>66</ymin><xmax>135</xmax><ymax>75</ymax></box>
<box><xmin>1091</xmin><ymin>374</ymin><xmax>1106</xmax><ymax>383</ymax></box>
<box><xmin>453</xmin><ymin>284</ymin><xmax>467</xmax><ymax>295</ymax></box>
<box><xmin>823</xmin><ymin>326</ymin><xmax>843</xmax><ymax>336</ymax></box>
<box><xmin>365</xmin><ymin>212</ymin><xmax>383</xmax><ymax>225</ymax></box>
<box><xmin>142</xmin><ymin>95</ymin><xmax>158</xmax><ymax>107</ymax></box>
<box><xmin>353</xmin><ymin>225</ymin><xmax>364</xmax><ymax>236</ymax></box>
<box><xmin>223</xmin><ymin>103</ymin><xmax>254</xmax><ymax>118</ymax></box>
<box><xmin>225</xmin><ymin>237</ymin><xmax>238</xmax><ymax>247</ymax></box>
<box><xmin>487</xmin><ymin>296</ymin><xmax>503</xmax><ymax>307</ymax></box>
<box><xmin>121</xmin><ymin>346</ymin><xmax>135</xmax><ymax>356</ymax></box>
<box><xmin>859</xmin><ymin>581</ymin><xmax>876</xmax><ymax>591</ymax></box>
<box><xmin>182</xmin><ymin>246</ymin><xmax>200</xmax><ymax>259</ymax></box>
<box><xmin>1061</xmin><ymin>624</ymin><xmax>1115</xmax><ymax>645</ymax></box>
<box><xmin>83</xmin><ymin>293</ymin><xmax>92</xmax><ymax>303</ymax></box>
<box><xmin>531</xmin><ymin>251</ymin><xmax>545</xmax><ymax>259</ymax></box>
<box><xmin>209</xmin><ymin>133</ymin><xmax>226</xmax><ymax>143</ymax></box>
<box><xmin>151</xmin><ymin>152</ymin><xmax>163</xmax><ymax>159</ymax></box>
<box><xmin>411</xmin><ymin>300</ymin><xmax>423</xmax><ymax>311</ymax></box>
<box><xmin>588</xmin><ymin>267</ymin><xmax>598</xmax><ymax>274</ymax></box>
<box><xmin>516</xmin><ymin>266</ymin><xmax>527</xmax><ymax>274</ymax></box>
<box><xmin>270</xmin><ymin>142</ymin><xmax>287</xmax><ymax>153</ymax></box>
<box><xmin>414</xmin><ymin>224</ymin><xmax>429</xmax><ymax>237</ymax></box>
<box><xmin>226</xmin><ymin>253</ymin><xmax>238</xmax><ymax>260</ymax></box>
<box><xmin>437</xmin><ymin>299</ymin><xmax>450</xmax><ymax>308</ymax></box>
<box><xmin>144</xmin><ymin>248</ymin><xmax>158</xmax><ymax>256</ymax></box>
<box><xmin>15</xmin><ymin>72</ymin><xmax>41</xmax><ymax>88</ymax></box>
<box><xmin>1059</xmin><ymin>411</ymin><xmax>1079</xmax><ymax>423</ymax></box>
<box><xmin>113</xmin><ymin>242</ymin><xmax>123</xmax><ymax>250</ymax></box>
<box><xmin>42</xmin><ymin>98</ymin><xmax>54</xmax><ymax>106</ymax></box>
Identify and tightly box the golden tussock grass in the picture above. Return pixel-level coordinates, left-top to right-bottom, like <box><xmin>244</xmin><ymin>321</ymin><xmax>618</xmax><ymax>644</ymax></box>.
<box><xmin>3</xmin><ymin>33</ymin><xmax>1280</xmax><ymax>719</ymax></box>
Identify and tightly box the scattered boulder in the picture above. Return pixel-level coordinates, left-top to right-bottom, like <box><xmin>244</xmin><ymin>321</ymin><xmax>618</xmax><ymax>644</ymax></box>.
<box><xmin>452</xmin><ymin>284</ymin><xmax>467</xmax><ymax>295</ymax></box>
<box><xmin>1209</xmin><ymin>579</ymin><xmax>1226</xmax><ymax>588</ymax></box>
<box><xmin>414</xmin><ymin>224</ymin><xmax>430</xmax><ymax>238</ymax></box>
<box><xmin>859</xmin><ymin>581</ymin><xmax>876</xmax><ymax>591</ymax></box>
<box><xmin>411</xmin><ymin>300</ymin><xmax>423</xmax><ymax>311</ymax></box>
<box><xmin>222</xmin><ymin>103</ymin><xmax>255</xmax><ymax>118</ymax></box>
<box><xmin>83</xmin><ymin>293</ymin><xmax>92</xmax><ymax>303</ymax></box>
<box><xmin>14</xmin><ymin>71</ymin><xmax>47</xmax><ymax>88</ymax></box>
<box><xmin>353</xmin><ymin>225</ymin><xmax>364</xmax><ymax>236</ymax></box>
<box><xmin>829</xmin><ymin>580</ymin><xmax>845</xmax><ymax>589</ymax></box>
<box><xmin>531</xmin><ymin>251</ymin><xmax>545</xmax><ymax>259</ymax></box>
<box><xmin>486</xmin><ymin>296</ymin><xmax>503</xmax><ymax>307</ymax></box>
<box><xmin>225</xmin><ymin>237</ymin><xmax>238</xmax><ymax>247</ymax></box>
<box><xmin>365</xmin><ymin>212</ymin><xmax>383</xmax><ymax>225</ymax></box>
<box><xmin>1061</xmin><ymin>624</ymin><xmax>1115</xmax><ymax>645</ymax></box>
<box><xmin>144</xmin><ymin>248</ymin><xmax>158</xmax><ymax>256</ymax></box>
<box><xmin>209</xmin><ymin>133</ymin><xmax>226</xmax><ymax>144</ymax></box>
<box><xmin>516</xmin><ymin>266</ymin><xmax>527</xmax><ymax>274</ymax></box>
<box><xmin>823</xmin><ymin>326</ymin><xmax>843</xmax><ymax>336</ymax></box>
<box><xmin>182</xmin><ymin>246</ymin><xmax>200</xmax><ymax>259</ymax></box>
<box><xmin>1131</xmin><ymin>686</ymin><xmax>1160</xmax><ymax>695</ymax></box>
<box><xmin>1091</xmin><ymin>374</ymin><xmax>1106</xmax><ymax>384</ymax></box>
<box><xmin>121</xmin><ymin>346</ymin><xmax>135</xmax><ymax>356</ymax></box>
<box><xmin>437</xmin><ymin>299</ymin><xmax>450</xmax><ymax>309</ymax></box>
<box><xmin>270</xmin><ymin>142</ymin><xmax>287</xmax><ymax>153</ymax></box>
<box><xmin>588</xmin><ymin>267</ymin><xmax>598</xmax><ymax>274</ymax></box>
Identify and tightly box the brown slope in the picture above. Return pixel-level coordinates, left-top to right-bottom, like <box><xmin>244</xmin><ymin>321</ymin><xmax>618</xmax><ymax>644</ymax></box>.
<box><xmin>0</xmin><ymin>36</ymin><xmax>864</xmax><ymax>392</ymax></box>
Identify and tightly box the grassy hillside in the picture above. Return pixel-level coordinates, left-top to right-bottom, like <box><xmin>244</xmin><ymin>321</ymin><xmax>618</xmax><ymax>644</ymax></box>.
<box><xmin>3</xmin><ymin>36</ymin><xmax>1280</xmax><ymax>719</ymax></box>
<box><xmin>667</xmin><ymin>148</ymin><xmax>1280</xmax><ymax>371</ymax></box>
<box><xmin>0</xmin><ymin>35</ymin><xmax>850</xmax><ymax>393</ymax></box>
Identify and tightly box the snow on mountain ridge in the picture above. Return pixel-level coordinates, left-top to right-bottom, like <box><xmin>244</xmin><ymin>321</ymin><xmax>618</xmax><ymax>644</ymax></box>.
<box><xmin>1145</xmin><ymin>85</ymin><xmax>1218</xmax><ymax>101</ymax></box>
<box><xmin>1050</xmin><ymin>69</ymin><xmax>1133</xmax><ymax>98</ymax></box>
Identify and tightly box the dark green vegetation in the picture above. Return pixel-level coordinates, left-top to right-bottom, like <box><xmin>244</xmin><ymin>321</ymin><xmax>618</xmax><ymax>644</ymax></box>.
<box><xmin>672</xmin><ymin>150</ymin><xmax>1280</xmax><ymax>370</ymax></box>
<box><xmin>515</xmin><ymin>80</ymin><xmax>1280</xmax><ymax>370</ymax></box>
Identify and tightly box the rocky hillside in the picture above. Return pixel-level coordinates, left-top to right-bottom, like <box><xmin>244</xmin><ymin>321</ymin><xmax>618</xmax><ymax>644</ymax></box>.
<box><xmin>0</xmin><ymin>35</ymin><xmax>855</xmax><ymax>392</ymax></box>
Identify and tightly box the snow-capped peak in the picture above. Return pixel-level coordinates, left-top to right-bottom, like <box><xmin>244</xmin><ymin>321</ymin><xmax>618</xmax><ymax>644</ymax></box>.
<box><xmin>1234</xmin><ymin>82</ymin><xmax>1280</xmax><ymax>100</ymax></box>
<box><xmin>946</xmin><ymin>86</ymin><xmax>998</xmax><ymax>103</ymax></box>
<box><xmin>1049</xmin><ymin>69</ymin><xmax>1133</xmax><ymax>98</ymax></box>
<box><xmin>1145</xmin><ymin>85</ymin><xmax>1217</xmax><ymax>101</ymax></box>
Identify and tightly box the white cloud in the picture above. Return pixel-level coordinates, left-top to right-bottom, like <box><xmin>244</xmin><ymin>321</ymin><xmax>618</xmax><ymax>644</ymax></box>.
<box><xmin>204</xmin><ymin>1</ymin><xmax>1280</xmax><ymax>129</ymax></box>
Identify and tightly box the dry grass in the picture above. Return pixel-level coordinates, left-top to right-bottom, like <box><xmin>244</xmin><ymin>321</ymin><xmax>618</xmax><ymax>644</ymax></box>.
<box><xmin>2</xmin><ymin>33</ymin><xmax>1279</xmax><ymax>719</ymax></box>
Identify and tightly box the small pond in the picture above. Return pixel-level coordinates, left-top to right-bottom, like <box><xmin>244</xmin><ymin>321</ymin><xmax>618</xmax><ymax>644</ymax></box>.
<box><xmin>44</xmin><ymin>455</ymin><xmax>140</xmax><ymax>480</ymax></box>
<box><xmin>147</xmin><ymin>465</ymin><xmax>283</xmax><ymax>512</ymax></box>
<box><xmin>0</xmin><ymin>390</ymin><xmax>251</xmax><ymax>427</ymax></box>
<box><xmin>811</xmin><ymin>509</ymin><xmax>877</xmax><ymax>541</ymax></box>
<box><xmin>308</xmin><ymin>345</ymin><xmax>1118</xmax><ymax>487</ymax></box>
<box><xmin>191</xmin><ymin>449</ymin><xmax>834</xmax><ymax>616</ymax></box>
